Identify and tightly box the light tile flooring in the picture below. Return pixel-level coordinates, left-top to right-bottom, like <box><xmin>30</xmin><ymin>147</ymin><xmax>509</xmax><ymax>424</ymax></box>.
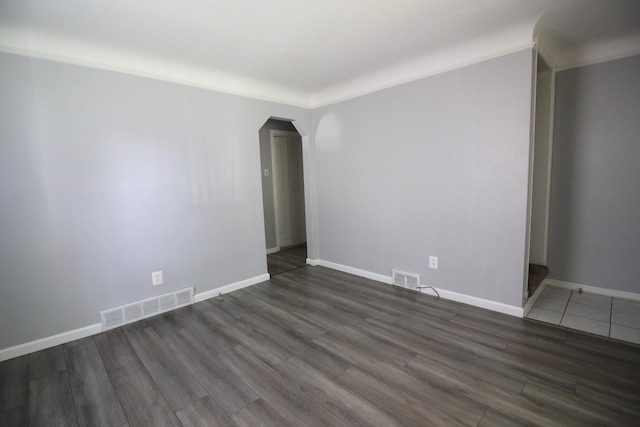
<box><xmin>527</xmin><ymin>285</ymin><xmax>640</xmax><ymax>345</ymax></box>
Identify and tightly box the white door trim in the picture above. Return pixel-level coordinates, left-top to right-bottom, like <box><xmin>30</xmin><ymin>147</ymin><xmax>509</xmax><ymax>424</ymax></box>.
<box><xmin>524</xmin><ymin>42</ymin><xmax>556</xmax><ymax>299</ymax></box>
<box><xmin>524</xmin><ymin>48</ymin><xmax>537</xmax><ymax>299</ymax></box>
<box><xmin>270</xmin><ymin>130</ymin><xmax>301</xmax><ymax>249</ymax></box>
<box><xmin>541</xmin><ymin>59</ymin><xmax>556</xmax><ymax>265</ymax></box>
<box><xmin>532</xmin><ymin>48</ymin><xmax>555</xmax><ymax>266</ymax></box>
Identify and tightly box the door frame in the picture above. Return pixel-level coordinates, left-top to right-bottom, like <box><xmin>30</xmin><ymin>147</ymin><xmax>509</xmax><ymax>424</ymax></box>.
<box><xmin>270</xmin><ymin>129</ymin><xmax>304</xmax><ymax>251</ymax></box>
<box><xmin>524</xmin><ymin>41</ymin><xmax>556</xmax><ymax>300</ymax></box>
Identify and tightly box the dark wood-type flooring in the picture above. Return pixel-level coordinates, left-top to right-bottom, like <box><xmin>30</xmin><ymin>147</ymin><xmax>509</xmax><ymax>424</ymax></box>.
<box><xmin>2</xmin><ymin>266</ymin><xmax>640</xmax><ymax>426</ymax></box>
<box><xmin>267</xmin><ymin>244</ymin><xmax>306</xmax><ymax>276</ymax></box>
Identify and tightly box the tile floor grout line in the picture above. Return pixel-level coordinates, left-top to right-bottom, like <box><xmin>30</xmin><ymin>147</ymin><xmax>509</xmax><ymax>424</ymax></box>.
<box><xmin>558</xmin><ymin>290</ymin><xmax>572</xmax><ymax>326</ymax></box>
<box><xmin>527</xmin><ymin>286</ymin><xmax>640</xmax><ymax>345</ymax></box>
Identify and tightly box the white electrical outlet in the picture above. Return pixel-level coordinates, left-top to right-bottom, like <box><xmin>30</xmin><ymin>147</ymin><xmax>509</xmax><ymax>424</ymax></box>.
<box><xmin>152</xmin><ymin>271</ymin><xmax>163</xmax><ymax>286</ymax></box>
<box><xmin>429</xmin><ymin>256</ymin><xmax>438</xmax><ymax>269</ymax></box>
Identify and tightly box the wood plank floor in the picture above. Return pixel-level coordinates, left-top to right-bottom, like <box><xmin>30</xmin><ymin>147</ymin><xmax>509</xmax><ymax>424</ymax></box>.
<box><xmin>267</xmin><ymin>244</ymin><xmax>307</xmax><ymax>276</ymax></box>
<box><xmin>2</xmin><ymin>265</ymin><xmax>640</xmax><ymax>426</ymax></box>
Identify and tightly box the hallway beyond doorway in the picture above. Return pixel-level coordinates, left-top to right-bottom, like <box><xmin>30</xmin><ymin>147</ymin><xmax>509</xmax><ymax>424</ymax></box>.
<box><xmin>267</xmin><ymin>244</ymin><xmax>307</xmax><ymax>276</ymax></box>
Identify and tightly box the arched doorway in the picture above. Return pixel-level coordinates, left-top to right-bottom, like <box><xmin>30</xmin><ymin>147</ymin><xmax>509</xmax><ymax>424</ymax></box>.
<box><xmin>259</xmin><ymin>118</ymin><xmax>307</xmax><ymax>275</ymax></box>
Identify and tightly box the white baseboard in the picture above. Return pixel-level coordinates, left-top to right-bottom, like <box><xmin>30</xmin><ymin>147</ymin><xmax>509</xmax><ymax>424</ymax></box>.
<box><xmin>194</xmin><ymin>273</ymin><xmax>270</xmax><ymax>303</ymax></box>
<box><xmin>0</xmin><ymin>273</ymin><xmax>271</xmax><ymax>362</ymax></box>
<box><xmin>266</xmin><ymin>247</ymin><xmax>280</xmax><ymax>255</ymax></box>
<box><xmin>545</xmin><ymin>279</ymin><xmax>640</xmax><ymax>301</ymax></box>
<box><xmin>317</xmin><ymin>260</ymin><xmax>393</xmax><ymax>285</ymax></box>
<box><xmin>434</xmin><ymin>288</ymin><xmax>523</xmax><ymax>317</ymax></box>
<box><xmin>0</xmin><ymin>323</ymin><xmax>102</xmax><ymax>363</ymax></box>
<box><xmin>306</xmin><ymin>258</ymin><xmax>320</xmax><ymax>266</ymax></box>
<box><xmin>316</xmin><ymin>259</ymin><xmax>522</xmax><ymax>317</ymax></box>
<box><xmin>523</xmin><ymin>280</ymin><xmax>548</xmax><ymax>316</ymax></box>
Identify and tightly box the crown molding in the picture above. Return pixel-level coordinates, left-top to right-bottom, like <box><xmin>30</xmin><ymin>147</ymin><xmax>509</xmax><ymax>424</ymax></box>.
<box><xmin>1</xmin><ymin>23</ymin><xmax>540</xmax><ymax>109</ymax></box>
<box><xmin>309</xmin><ymin>23</ymin><xmax>536</xmax><ymax>108</ymax></box>
<box><xmin>554</xmin><ymin>34</ymin><xmax>640</xmax><ymax>71</ymax></box>
<box><xmin>0</xmin><ymin>26</ymin><xmax>312</xmax><ymax>108</ymax></box>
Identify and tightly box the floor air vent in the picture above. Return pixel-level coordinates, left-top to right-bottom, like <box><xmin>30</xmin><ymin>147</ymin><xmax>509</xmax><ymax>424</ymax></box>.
<box><xmin>100</xmin><ymin>287</ymin><xmax>194</xmax><ymax>331</ymax></box>
<box><xmin>392</xmin><ymin>270</ymin><xmax>421</xmax><ymax>291</ymax></box>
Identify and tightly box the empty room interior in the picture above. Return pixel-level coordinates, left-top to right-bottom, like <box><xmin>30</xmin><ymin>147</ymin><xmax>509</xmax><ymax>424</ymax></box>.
<box><xmin>1</xmin><ymin>0</ymin><xmax>640</xmax><ymax>426</ymax></box>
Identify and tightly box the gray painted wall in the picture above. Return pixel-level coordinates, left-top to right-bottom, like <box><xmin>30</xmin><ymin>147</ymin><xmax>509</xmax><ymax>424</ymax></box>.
<box><xmin>0</xmin><ymin>53</ymin><xmax>310</xmax><ymax>350</ymax></box>
<box><xmin>312</xmin><ymin>49</ymin><xmax>534</xmax><ymax>308</ymax></box>
<box><xmin>548</xmin><ymin>54</ymin><xmax>640</xmax><ymax>293</ymax></box>
<box><xmin>259</xmin><ymin>119</ymin><xmax>298</xmax><ymax>250</ymax></box>
<box><xmin>0</xmin><ymin>48</ymin><xmax>537</xmax><ymax>352</ymax></box>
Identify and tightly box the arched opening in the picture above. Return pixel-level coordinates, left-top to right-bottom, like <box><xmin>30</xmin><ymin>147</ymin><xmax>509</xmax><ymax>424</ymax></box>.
<box><xmin>258</xmin><ymin>118</ymin><xmax>307</xmax><ymax>276</ymax></box>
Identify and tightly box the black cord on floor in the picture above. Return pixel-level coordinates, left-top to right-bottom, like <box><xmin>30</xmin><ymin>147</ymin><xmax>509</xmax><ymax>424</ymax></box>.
<box><xmin>417</xmin><ymin>285</ymin><xmax>440</xmax><ymax>299</ymax></box>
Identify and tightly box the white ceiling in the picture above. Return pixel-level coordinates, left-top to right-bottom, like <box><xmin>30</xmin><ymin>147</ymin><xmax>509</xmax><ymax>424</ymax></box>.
<box><xmin>1</xmin><ymin>0</ymin><xmax>639</xmax><ymax>107</ymax></box>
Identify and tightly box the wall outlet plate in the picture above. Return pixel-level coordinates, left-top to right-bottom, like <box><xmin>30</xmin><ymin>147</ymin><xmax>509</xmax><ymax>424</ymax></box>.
<box><xmin>152</xmin><ymin>271</ymin><xmax>163</xmax><ymax>286</ymax></box>
<box><xmin>429</xmin><ymin>256</ymin><xmax>438</xmax><ymax>269</ymax></box>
